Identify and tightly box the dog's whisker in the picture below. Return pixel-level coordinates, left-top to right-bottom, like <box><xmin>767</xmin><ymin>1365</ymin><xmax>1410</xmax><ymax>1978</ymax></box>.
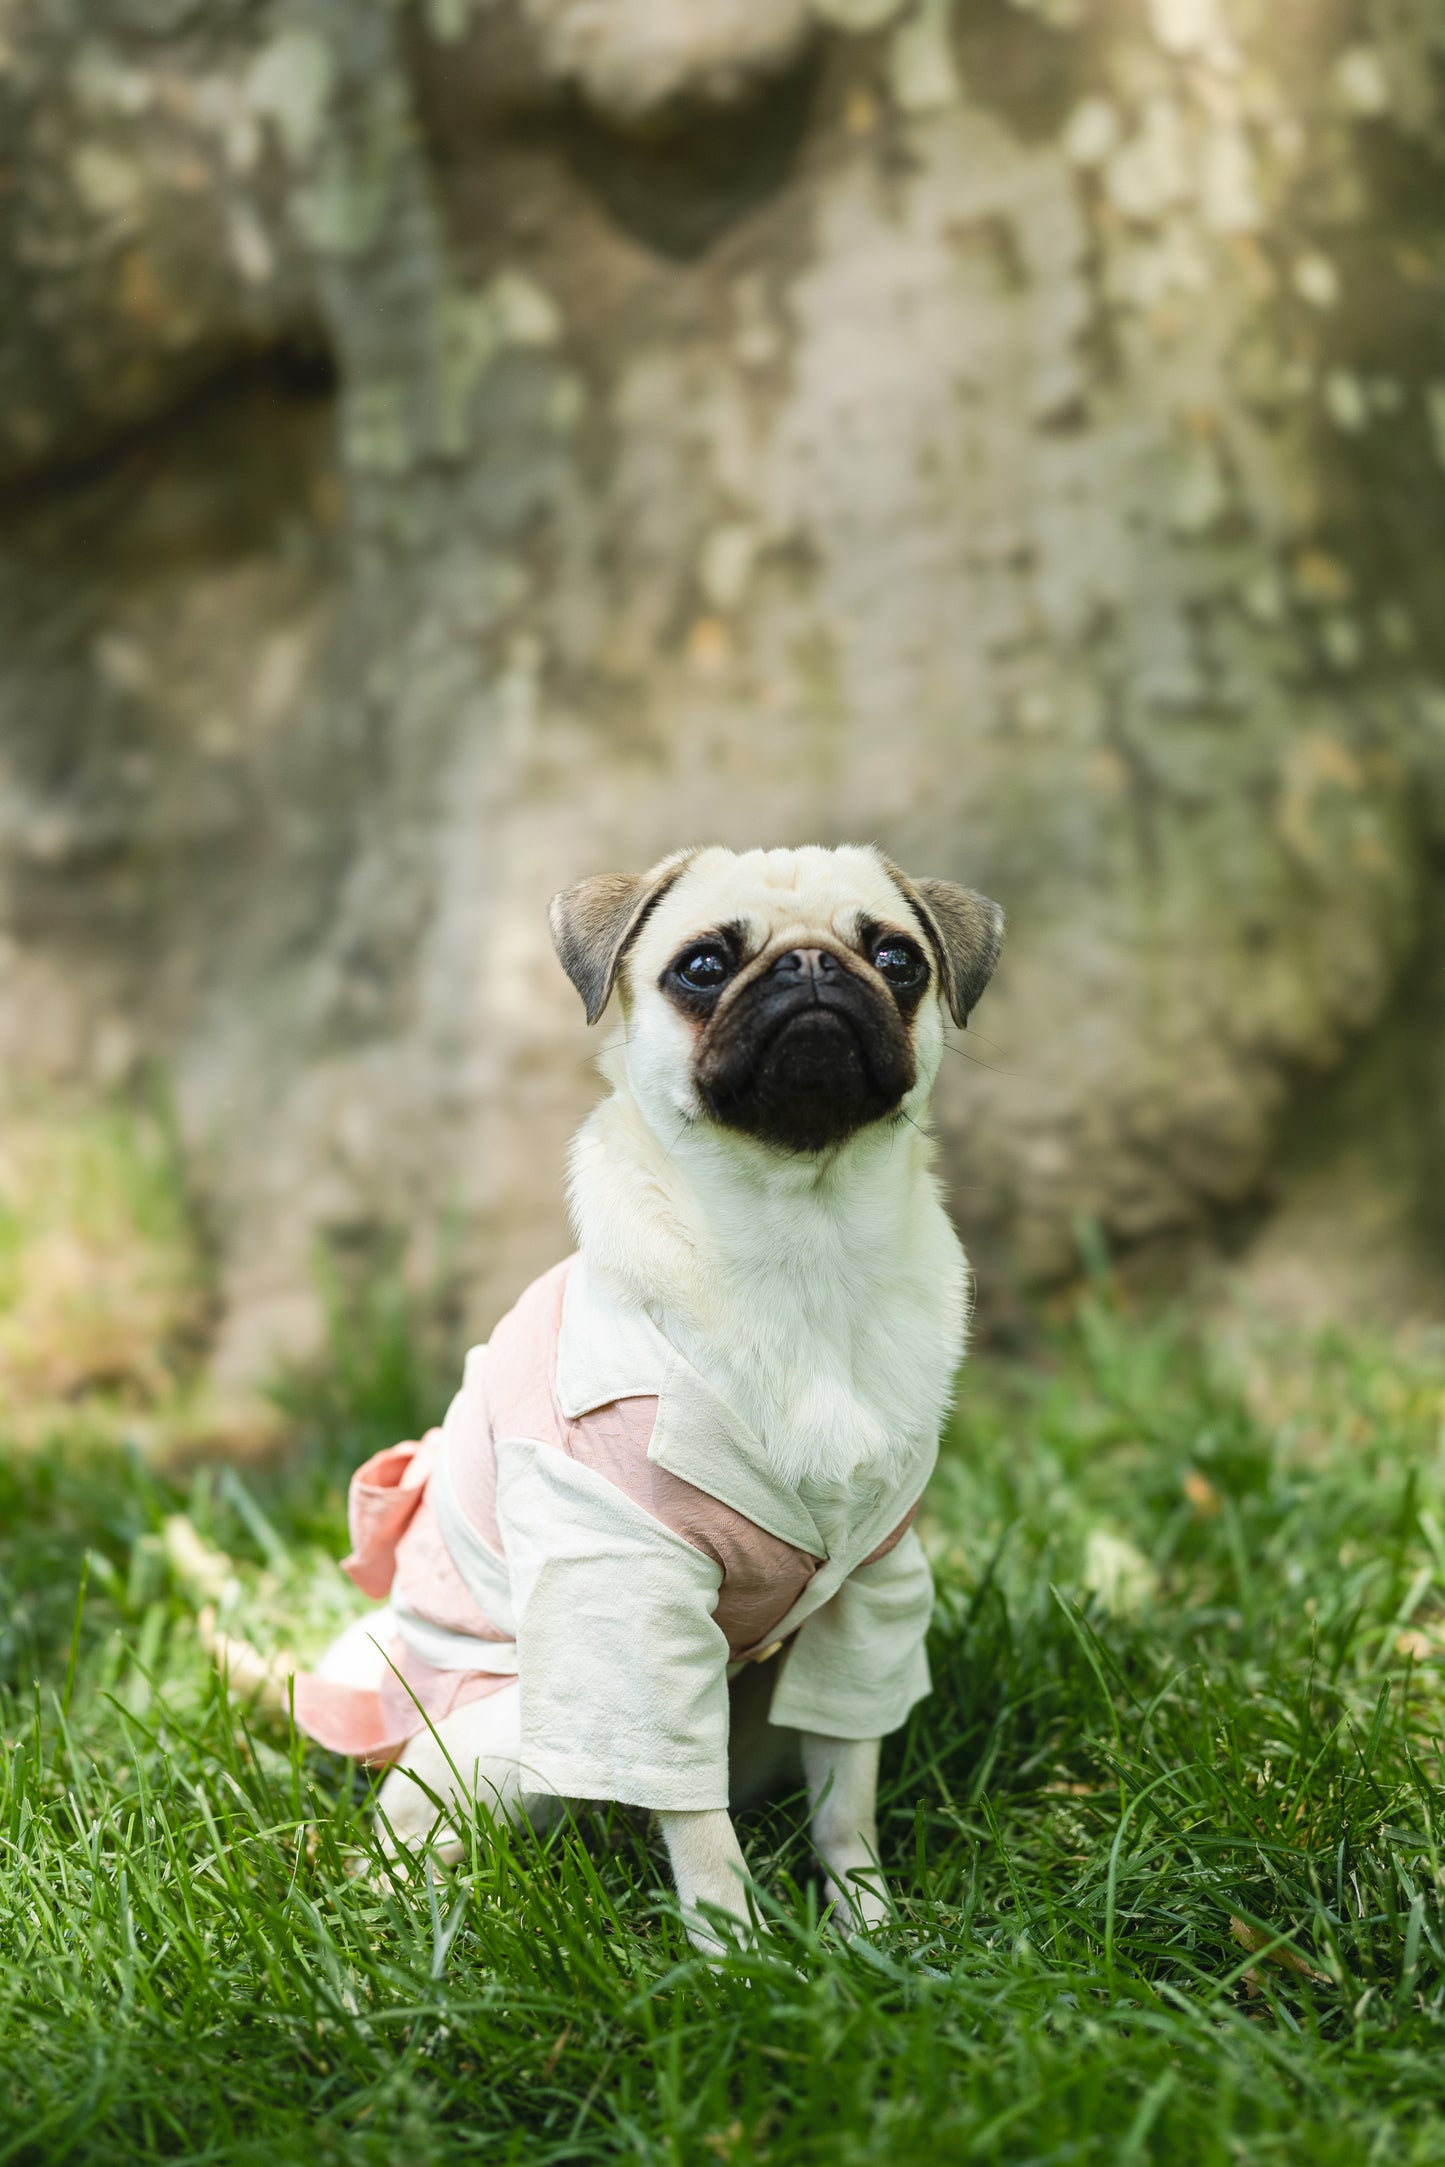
<box><xmin>654</xmin><ymin>1112</ymin><xmax>694</xmax><ymax>1171</ymax></box>
<box><xmin>941</xmin><ymin>1038</ymin><xmax>1017</xmax><ymax>1077</ymax></box>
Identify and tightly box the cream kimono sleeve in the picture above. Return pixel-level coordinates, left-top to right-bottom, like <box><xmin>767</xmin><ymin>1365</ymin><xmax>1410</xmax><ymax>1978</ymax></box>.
<box><xmin>494</xmin><ymin>1435</ymin><xmax>734</xmax><ymax>1812</ymax></box>
<box><xmin>766</xmin><ymin>1527</ymin><xmax>934</xmax><ymax>1740</ymax></box>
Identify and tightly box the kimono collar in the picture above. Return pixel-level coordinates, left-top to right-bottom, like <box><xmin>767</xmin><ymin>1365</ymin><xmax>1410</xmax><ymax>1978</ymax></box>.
<box><xmin>555</xmin><ymin>1252</ymin><xmax>827</xmax><ymax>1558</ymax></box>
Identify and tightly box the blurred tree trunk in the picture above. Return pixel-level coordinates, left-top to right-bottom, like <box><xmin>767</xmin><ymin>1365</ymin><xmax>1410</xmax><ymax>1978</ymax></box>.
<box><xmin>2</xmin><ymin>0</ymin><xmax>1443</xmax><ymax>1382</ymax></box>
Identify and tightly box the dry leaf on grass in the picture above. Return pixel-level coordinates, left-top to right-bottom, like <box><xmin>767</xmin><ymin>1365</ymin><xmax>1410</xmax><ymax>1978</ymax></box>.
<box><xmin>1230</xmin><ymin>1915</ymin><xmax>1333</xmax><ymax>1985</ymax></box>
<box><xmin>1183</xmin><ymin>1469</ymin><xmax>1223</xmax><ymax>1518</ymax></box>
<box><xmin>163</xmin><ymin>1514</ymin><xmax>239</xmax><ymax>1607</ymax></box>
<box><xmin>1084</xmin><ymin>1529</ymin><xmax>1159</xmax><ymax>1616</ymax></box>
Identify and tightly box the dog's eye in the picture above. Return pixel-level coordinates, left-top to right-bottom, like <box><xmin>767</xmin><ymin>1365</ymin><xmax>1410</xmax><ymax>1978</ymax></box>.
<box><xmin>874</xmin><ymin>940</ymin><xmax>927</xmax><ymax>991</ymax></box>
<box><xmin>675</xmin><ymin>944</ymin><xmax>733</xmax><ymax>993</ymax></box>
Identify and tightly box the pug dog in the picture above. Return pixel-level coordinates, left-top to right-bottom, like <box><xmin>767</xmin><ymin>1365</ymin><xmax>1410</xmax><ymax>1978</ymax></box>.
<box><xmin>291</xmin><ymin>844</ymin><xmax>1003</xmax><ymax>1950</ymax></box>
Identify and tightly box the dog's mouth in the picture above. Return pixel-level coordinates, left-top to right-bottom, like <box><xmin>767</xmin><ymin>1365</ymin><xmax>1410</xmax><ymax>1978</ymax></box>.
<box><xmin>696</xmin><ymin>974</ymin><xmax>915</xmax><ymax>1154</ymax></box>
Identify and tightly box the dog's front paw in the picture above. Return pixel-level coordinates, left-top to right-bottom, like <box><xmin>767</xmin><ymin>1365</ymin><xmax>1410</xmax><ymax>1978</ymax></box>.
<box><xmin>659</xmin><ymin>1807</ymin><xmax>763</xmax><ymax>1960</ymax></box>
<box><xmin>823</xmin><ymin>1865</ymin><xmax>889</xmax><ymax>1936</ymax></box>
<box><xmin>683</xmin><ymin>1905</ymin><xmax>762</xmax><ymax>1961</ymax></box>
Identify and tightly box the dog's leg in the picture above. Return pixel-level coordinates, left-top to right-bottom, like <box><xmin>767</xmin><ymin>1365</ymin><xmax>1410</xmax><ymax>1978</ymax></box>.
<box><xmin>800</xmin><ymin>1732</ymin><xmax>887</xmax><ymax>1931</ymax></box>
<box><xmin>656</xmin><ymin>1808</ymin><xmax>757</xmax><ymax>1955</ymax></box>
<box><xmin>373</xmin><ymin>1684</ymin><xmax>558</xmax><ymax>1863</ymax></box>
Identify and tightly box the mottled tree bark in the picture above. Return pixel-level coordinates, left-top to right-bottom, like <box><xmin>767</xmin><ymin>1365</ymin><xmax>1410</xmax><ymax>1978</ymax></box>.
<box><xmin>2</xmin><ymin>0</ymin><xmax>1443</xmax><ymax>1380</ymax></box>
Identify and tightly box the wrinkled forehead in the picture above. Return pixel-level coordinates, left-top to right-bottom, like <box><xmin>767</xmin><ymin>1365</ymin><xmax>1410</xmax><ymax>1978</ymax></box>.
<box><xmin>634</xmin><ymin>845</ymin><xmax>918</xmax><ymax>969</ymax></box>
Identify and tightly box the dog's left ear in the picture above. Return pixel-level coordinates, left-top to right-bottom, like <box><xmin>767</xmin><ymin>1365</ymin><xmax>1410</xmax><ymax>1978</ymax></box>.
<box><xmin>884</xmin><ymin>862</ymin><xmax>1005</xmax><ymax>1027</ymax></box>
<box><xmin>549</xmin><ymin>851</ymin><xmax>697</xmax><ymax>1024</ymax></box>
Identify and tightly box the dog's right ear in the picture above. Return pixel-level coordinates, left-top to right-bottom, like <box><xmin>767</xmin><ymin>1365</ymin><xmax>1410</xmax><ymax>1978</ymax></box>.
<box><xmin>548</xmin><ymin>851</ymin><xmax>697</xmax><ymax>1024</ymax></box>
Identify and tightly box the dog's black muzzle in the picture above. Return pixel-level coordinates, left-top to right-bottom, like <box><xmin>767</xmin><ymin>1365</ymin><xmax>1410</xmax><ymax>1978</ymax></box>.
<box><xmin>696</xmin><ymin>948</ymin><xmax>916</xmax><ymax>1153</ymax></box>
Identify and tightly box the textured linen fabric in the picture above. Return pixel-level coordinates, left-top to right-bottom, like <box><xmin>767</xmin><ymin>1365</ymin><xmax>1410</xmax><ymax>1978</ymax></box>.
<box><xmin>294</xmin><ymin>1253</ymin><xmax>938</xmax><ymax>1806</ymax></box>
<box><xmin>767</xmin><ymin>1529</ymin><xmax>934</xmax><ymax>1737</ymax></box>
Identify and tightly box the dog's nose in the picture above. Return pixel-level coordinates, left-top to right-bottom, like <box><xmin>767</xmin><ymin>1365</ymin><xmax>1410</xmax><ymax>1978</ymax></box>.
<box><xmin>772</xmin><ymin>947</ymin><xmax>839</xmax><ymax>985</ymax></box>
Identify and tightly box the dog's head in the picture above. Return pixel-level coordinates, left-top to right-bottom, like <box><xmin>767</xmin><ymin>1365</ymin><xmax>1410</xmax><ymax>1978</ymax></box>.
<box><xmin>550</xmin><ymin>845</ymin><xmax>1003</xmax><ymax>1155</ymax></box>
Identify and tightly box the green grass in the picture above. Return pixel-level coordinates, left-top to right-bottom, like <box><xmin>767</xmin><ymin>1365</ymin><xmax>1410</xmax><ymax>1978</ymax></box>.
<box><xmin>5</xmin><ymin>1294</ymin><xmax>1445</xmax><ymax>2164</ymax></box>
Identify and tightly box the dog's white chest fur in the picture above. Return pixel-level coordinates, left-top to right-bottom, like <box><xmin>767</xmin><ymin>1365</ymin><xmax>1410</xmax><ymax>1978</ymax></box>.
<box><xmin>570</xmin><ymin>1080</ymin><xmax>969</xmax><ymax>1495</ymax></box>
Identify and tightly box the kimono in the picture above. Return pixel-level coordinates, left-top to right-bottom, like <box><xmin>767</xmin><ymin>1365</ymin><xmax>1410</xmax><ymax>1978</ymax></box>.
<box><xmin>293</xmin><ymin>1253</ymin><xmax>937</xmax><ymax>1812</ymax></box>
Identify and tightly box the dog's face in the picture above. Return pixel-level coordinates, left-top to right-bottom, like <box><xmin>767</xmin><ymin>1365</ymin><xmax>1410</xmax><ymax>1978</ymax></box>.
<box><xmin>551</xmin><ymin>846</ymin><xmax>1003</xmax><ymax>1156</ymax></box>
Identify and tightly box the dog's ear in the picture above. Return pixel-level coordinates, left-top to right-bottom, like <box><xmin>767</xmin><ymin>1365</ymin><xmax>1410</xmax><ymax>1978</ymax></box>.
<box><xmin>884</xmin><ymin>862</ymin><xmax>1005</xmax><ymax>1027</ymax></box>
<box><xmin>549</xmin><ymin>851</ymin><xmax>697</xmax><ymax>1024</ymax></box>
